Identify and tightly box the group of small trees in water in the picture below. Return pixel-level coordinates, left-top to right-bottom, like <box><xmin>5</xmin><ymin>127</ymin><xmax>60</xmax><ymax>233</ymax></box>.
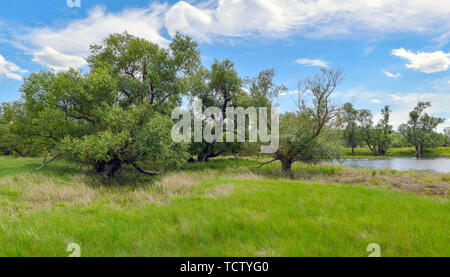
<box><xmin>0</xmin><ymin>33</ymin><xmax>447</xmax><ymax>177</ymax></box>
<box><xmin>341</xmin><ymin>101</ymin><xmax>447</xmax><ymax>158</ymax></box>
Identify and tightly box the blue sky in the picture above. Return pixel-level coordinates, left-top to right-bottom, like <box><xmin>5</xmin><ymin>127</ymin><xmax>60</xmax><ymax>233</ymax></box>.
<box><xmin>0</xmin><ymin>0</ymin><xmax>449</xmax><ymax>130</ymax></box>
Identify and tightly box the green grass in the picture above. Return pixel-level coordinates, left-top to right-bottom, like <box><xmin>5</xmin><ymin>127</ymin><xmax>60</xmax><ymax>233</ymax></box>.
<box><xmin>343</xmin><ymin>147</ymin><xmax>450</xmax><ymax>158</ymax></box>
<box><xmin>0</xmin><ymin>156</ymin><xmax>78</xmax><ymax>178</ymax></box>
<box><xmin>0</xmin><ymin>157</ymin><xmax>449</xmax><ymax>257</ymax></box>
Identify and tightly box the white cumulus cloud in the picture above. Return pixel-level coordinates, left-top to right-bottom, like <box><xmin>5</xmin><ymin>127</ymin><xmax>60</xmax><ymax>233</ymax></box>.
<box><xmin>20</xmin><ymin>4</ymin><xmax>169</xmax><ymax>70</ymax></box>
<box><xmin>164</xmin><ymin>0</ymin><xmax>450</xmax><ymax>42</ymax></box>
<box><xmin>32</xmin><ymin>47</ymin><xmax>87</xmax><ymax>71</ymax></box>
<box><xmin>10</xmin><ymin>1</ymin><xmax>450</xmax><ymax>71</ymax></box>
<box><xmin>383</xmin><ymin>71</ymin><xmax>401</xmax><ymax>78</ymax></box>
<box><xmin>392</xmin><ymin>48</ymin><xmax>450</xmax><ymax>73</ymax></box>
<box><xmin>370</xmin><ymin>99</ymin><xmax>381</xmax><ymax>103</ymax></box>
<box><xmin>0</xmin><ymin>54</ymin><xmax>28</xmax><ymax>80</ymax></box>
<box><xmin>295</xmin><ymin>58</ymin><xmax>328</xmax><ymax>67</ymax></box>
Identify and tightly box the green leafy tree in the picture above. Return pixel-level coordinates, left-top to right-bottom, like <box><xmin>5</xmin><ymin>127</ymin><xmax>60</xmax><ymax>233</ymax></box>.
<box><xmin>390</xmin><ymin>131</ymin><xmax>409</xmax><ymax>148</ymax></box>
<box><xmin>356</xmin><ymin>109</ymin><xmax>376</xmax><ymax>155</ymax></box>
<box><xmin>356</xmin><ymin>105</ymin><xmax>392</xmax><ymax>156</ymax></box>
<box><xmin>236</xmin><ymin>69</ymin><xmax>287</xmax><ymax>157</ymax></box>
<box><xmin>398</xmin><ymin>101</ymin><xmax>445</xmax><ymax>158</ymax></box>
<box><xmin>444</xmin><ymin>127</ymin><xmax>450</xmax><ymax>146</ymax></box>
<box><xmin>0</xmin><ymin>102</ymin><xmax>26</xmax><ymax>156</ymax></box>
<box><xmin>0</xmin><ymin>101</ymin><xmax>51</xmax><ymax>157</ymax></box>
<box><xmin>188</xmin><ymin>59</ymin><xmax>244</xmax><ymax>162</ymax></box>
<box><xmin>341</xmin><ymin>102</ymin><xmax>360</xmax><ymax>154</ymax></box>
<box><xmin>19</xmin><ymin>32</ymin><xmax>200</xmax><ymax>177</ymax></box>
<box><xmin>188</xmin><ymin>66</ymin><xmax>287</xmax><ymax>162</ymax></box>
<box><xmin>259</xmin><ymin>68</ymin><xmax>344</xmax><ymax>174</ymax></box>
<box><xmin>373</xmin><ymin>105</ymin><xmax>393</xmax><ymax>155</ymax></box>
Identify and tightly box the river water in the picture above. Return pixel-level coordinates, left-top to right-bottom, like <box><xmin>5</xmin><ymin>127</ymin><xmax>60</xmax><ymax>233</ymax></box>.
<box><xmin>328</xmin><ymin>158</ymin><xmax>450</xmax><ymax>173</ymax></box>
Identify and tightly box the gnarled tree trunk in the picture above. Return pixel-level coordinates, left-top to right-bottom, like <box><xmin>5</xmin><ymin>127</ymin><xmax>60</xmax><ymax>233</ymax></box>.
<box><xmin>197</xmin><ymin>152</ymin><xmax>209</xmax><ymax>162</ymax></box>
<box><xmin>281</xmin><ymin>159</ymin><xmax>293</xmax><ymax>175</ymax></box>
<box><xmin>94</xmin><ymin>156</ymin><xmax>123</xmax><ymax>178</ymax></box>
<box><xmin>197</xmin><ymin>147</ymin><xmax>225</xmax><ymax>163</ymax></box>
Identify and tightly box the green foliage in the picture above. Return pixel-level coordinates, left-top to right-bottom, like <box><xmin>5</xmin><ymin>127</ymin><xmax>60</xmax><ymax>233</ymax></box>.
<box><xmin>340</xmin><ymin>102</ymin><xmax>361</xmax><ymax>153</ymax></box>
<box><xmin>10</xmin><ymin>32</ymin><xmax>201</xmax><ymax>177</ymax></box>
<box><xmin>239</xmin><ymin>68</ymin><xmax>286</xmax><ymax>108</ymax></box>
<box><xmin>356</xmin><ymin>105</ymin><xmax>393</xmax><ymax>156</ymax></box>
<box><xmin>188</xmin><ymin>64</ymin><xmax>285</xmax><ymax>162</ymax></box>
<box><xmin>390</xmin><ymin>131</ymin><xmax>409</xmax><ymax>148</ymax></box>
<box><xmin>398</xmin><ymin>102</ymin><xmax>445</xmax><ymax>158</ymax></box>
<box><xmin>269</xmin><ymin>68</ymin><xmax>344</xmax><ymax>174</ymax></box>
<box><xmin>443</xmin><ymin>127</ymin><xmax>450</xmax><ymax>146</ymax></box>
<box><xmin>189</xmin><ymin>59</ymin><xmax>244</xmax><ymax>161</ymax></box>
<box><xmin>278</xmin><ymin>113</ymin><xmax>343</xmax><ymax>163</ymax></box>
<box><xmin>0</xmin><ymin>101</ymin><xmax>53</xmax><ymax>157</ymax></box>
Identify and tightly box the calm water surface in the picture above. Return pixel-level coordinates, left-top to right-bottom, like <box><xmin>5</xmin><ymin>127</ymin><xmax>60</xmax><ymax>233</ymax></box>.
<box><xmin>328</xmin><ymin>158</ymin><xmax>450</xmax><ymax>173</ymax></box>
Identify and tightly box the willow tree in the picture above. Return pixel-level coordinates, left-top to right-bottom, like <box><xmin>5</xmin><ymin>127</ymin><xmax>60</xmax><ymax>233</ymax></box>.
<box><xmin>20</xmin><ymin>32</ymin><xmax>200</xmax><ymax>177</ymax></box>
<box><xmin>187</xmin><ymin>59</ymin><xmax>244</xmax><ymax>162</ymax></box>
<box><xmin>374</xmin><ymin>105</ymin><xmax>393</xmax><ymax>155</ymax></box>
<box><xmin>444</xmin><ymin>127</ymin><xmax>450</xmax><ymax>146</ymax></box>
<box><xmin>259</xmin><ymin>68</ymin><xmax>344</xmax><ymax>174</ymax></box>
<box><xmin>341</xmin><ymin>102</ymin><xmax>360</xmax><ymax>154</ymax></box>
<box><xmin>398</xmin><ymin>101</ymin><xmax>444</xmax><ymax>158</ymax></box>
<box><xmin>0</xmin><ymin>102</ymin><xmax>28</xmax><ymax>156</ymax></box>
<box><xmin>357</xmin><ymin>106</ymin><xmax>392</xmax><ymax>156</ymax></box>
<box><xmin>187</xmin><ymin>64</ymin><xmax>285</xmax><ymax>162</ymax></box>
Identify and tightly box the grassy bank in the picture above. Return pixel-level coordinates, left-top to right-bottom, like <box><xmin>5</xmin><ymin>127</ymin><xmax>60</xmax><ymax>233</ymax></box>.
<box><xmin>343</xmin><ymin>147</ymin><xmax>450</xmax><ymax>158</ymax></box>
<box><xmin>0</xmin><ymin>157</ymin><xmax>449</xmax><ymax>256</ymax></box>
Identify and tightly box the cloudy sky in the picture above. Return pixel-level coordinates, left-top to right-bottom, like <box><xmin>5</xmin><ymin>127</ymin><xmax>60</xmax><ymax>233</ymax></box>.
<box><xmin>0</xmin><ymin>0</ymin><xmax>449</xmax><ymax>130</ymax></box>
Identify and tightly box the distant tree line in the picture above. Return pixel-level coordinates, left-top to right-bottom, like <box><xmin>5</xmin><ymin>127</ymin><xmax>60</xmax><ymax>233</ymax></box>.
<box><xmin>340</xmin><ymin>101</ymin><xmax>446</xmax><ymax>158</ymax></box>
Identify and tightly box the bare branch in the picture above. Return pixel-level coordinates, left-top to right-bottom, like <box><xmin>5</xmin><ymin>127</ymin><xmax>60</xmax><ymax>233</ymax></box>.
<box><xmin>36</xmin><ymin>154</ymin><xmax>62</xmax><ymax>170</ymax></box>
<box><xmin>254</xmin><ymin>158</ymin><xmax>278</xmax><ymax>169</ymax></box>
<box><xmin>296</xmin><ymin>68</ymin><xmax>344</xmax><ymax>141</ymax></box>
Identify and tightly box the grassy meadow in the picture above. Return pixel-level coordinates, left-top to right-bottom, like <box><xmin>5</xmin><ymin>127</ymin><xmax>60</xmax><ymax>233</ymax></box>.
<box><xmin>0</xmin><ymin>156</ymin><xmax>448</xmax><ymax>257</ymax></box>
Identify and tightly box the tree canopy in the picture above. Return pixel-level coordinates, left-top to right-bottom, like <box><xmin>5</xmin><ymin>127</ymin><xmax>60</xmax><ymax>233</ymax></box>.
<box><xmin>1</xmin><ymin>32</ymin><xmax>448</xmax><ymax>179</ymax></box>
<box><xmin>259</xmin><ymin>68</ymin><xmax>344</xmax><ymax>174</ymax></box>
<box><xmin>11</xmin><ymin>32</ymin><xmax>201</xmax><ymax>177</ymax></box>
<box><xmin>398</xmin><ymin>102</ymin><xmax>445</xmax><ymax>158</ymax></box>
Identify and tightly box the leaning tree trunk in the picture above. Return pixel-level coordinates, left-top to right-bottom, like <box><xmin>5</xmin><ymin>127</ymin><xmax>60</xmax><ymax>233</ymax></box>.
<box><xmin>281</xmin><ymin>159</ymin><xmax>293</xmax><ymax>175</ymax></box>
<box><xmin>197</xmin><ymin>145</ymin><xmax>212</xmax><ymax>163</ymax></box>
<box><xmin>197</xmin><ymin>151</ymin><xmax>210</xmax><ymax>162</ymax></box>
<box><xmin>197</xmin><ymin>146</ymin><xmax>224</xmax><ymax>163</ymax></box>
<box><xmin>14</xmin><ymin>148</ymin><xmax>25</xmax><ymax>157</ymax></box>
<box><xmin>366</xmin><ymin>141</ymin><xmax>377</xmax><ymax>156</ymax></box>
<box><xmin>371</xmin><ymin>145</ymin><xmax>378</xmax><ymax>156</ymax></box>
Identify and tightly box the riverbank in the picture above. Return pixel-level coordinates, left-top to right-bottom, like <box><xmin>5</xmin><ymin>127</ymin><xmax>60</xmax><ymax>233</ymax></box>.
<box><xmin>343</xmin><ymin>147</ymin><xmax>450</xmax><ymax>158</ymax></box>
<box><xmin>0</xmin><ymin>157</ymin><xmax>448</xmax><ymax>256</ymax></box>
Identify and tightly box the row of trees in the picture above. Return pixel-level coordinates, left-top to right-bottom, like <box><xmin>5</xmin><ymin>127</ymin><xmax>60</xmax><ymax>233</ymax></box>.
<box><xmin>341</xmin><ymin>101</ymin><xmax>446</xmax><ymax>158</ymax></box>
<box><xmin>0</xmin><ymin>32</ymin><xmax>344</xmax><ymax>177</ymax></box>
<box><xmin>0</xmin><ymin>32</ymin><xmax>447</xmax><ymax>177</ymax></box>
